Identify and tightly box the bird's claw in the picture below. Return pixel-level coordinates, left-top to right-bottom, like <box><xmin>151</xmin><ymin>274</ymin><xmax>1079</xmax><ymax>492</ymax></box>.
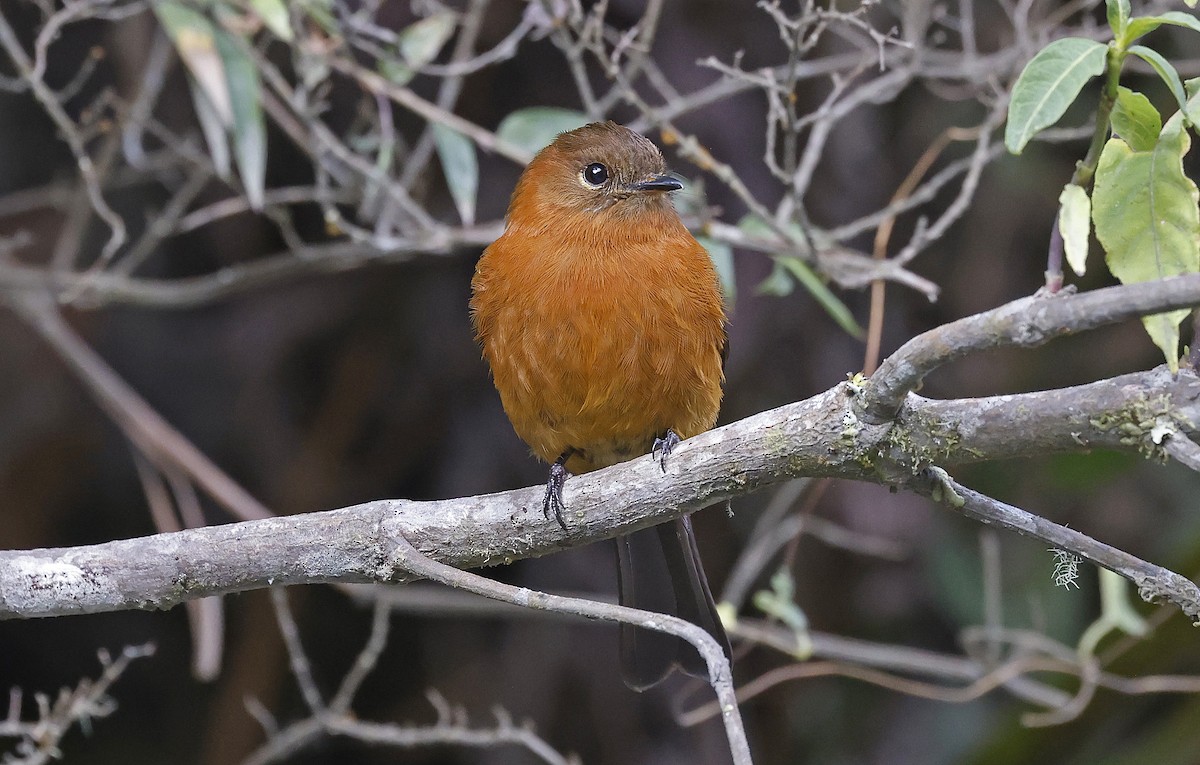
<box><xmin>543</xmin><ymin>460</ymin><xmax>569</xmax><ymax>531</ymax></box>
<box><xmin>652</xmin><ymin>429</ymin><xmax>681</xmax><ymax>473</ymax></box>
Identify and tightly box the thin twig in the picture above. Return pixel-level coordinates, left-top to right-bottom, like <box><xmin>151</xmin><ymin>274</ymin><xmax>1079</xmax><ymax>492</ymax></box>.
<box><xmin>269</xmin><ymin>589</ymin><xmax>326</xmax><ymax>713</ymax></box>
<box><xmin>916</xmin><ymin>469</ymin><xmax>1200</xmax><ymax>622</ymax></box>
<box><xmin>381</xmin><ymin>529</ymin><xmax>752</xmax><ymax>764</ymax></box>
<box><xmin>0</xmin><ymin>11</ymin><xmax>127</xmax><ymax>267</ymax></box>
<box><xmin>0</xmin><ymin>643</ymin><xmax>156</xmax><ymax>764</ymax></box>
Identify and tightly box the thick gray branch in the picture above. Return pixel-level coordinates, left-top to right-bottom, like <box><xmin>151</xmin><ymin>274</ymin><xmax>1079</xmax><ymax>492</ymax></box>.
<box><xmin>894</xmin><ymin>368</ymin><xmax>1200</xmax><ymax>467</ymax></box>
<box><xmin>2</xmin><ymin>367</ymin><xmax>1198</xmax><ymax>620</ymax></box>
<box><xmin>862</xmin><ymin>275</ymin><xmax>1200</xmax><ymax>422</ymax></box>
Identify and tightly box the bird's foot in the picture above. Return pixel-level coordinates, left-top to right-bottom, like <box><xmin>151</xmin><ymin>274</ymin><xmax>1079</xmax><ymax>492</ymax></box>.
<box><xmin>651</xmin><ymin>429</ymin><xmax>681</xmax><ymax>473</ymax></box>
<box><xmin>543</xmin><ymin>456</ymin><xmax>570</xmax><ymax>530</ymax></box>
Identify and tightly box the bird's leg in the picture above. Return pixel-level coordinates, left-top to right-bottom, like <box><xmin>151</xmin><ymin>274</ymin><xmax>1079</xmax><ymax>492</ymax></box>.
<box><xmin>543</xmin><ymin>452</ymin><xmax>571</xmax><ymax>531</ymax></box>
<box><xmin>651</xmin><ymin>429</ymin><xmax>681</xmax><ymax>473</ymax></box>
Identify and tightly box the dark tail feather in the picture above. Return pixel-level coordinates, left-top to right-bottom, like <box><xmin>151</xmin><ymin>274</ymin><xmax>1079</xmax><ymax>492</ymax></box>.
<box><xmin>616</xmin><ymin>528</ymin><xmax>679</xmax><ymax>691</ymax></box>
<box><xmin>660</xmin><ymin>516</ymin><xmax>731</xmax><ymax>675</ymax></box>
<box><xmin>616</xmin><ymin>516</ymin><xmax>731</xmax><ymax>691</ymax></box>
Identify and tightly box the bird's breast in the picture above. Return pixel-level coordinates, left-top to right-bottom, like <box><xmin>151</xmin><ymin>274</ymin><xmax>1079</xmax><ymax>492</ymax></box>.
<box><xmin>471</xmin><ymin>227</ymin><xmax>725</xmax><ymax>472</ymax></box>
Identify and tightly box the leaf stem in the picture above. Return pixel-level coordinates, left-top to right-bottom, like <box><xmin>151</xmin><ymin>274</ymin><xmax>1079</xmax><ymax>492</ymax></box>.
<box><xmin>1072</xmin><ymin>45</ymin><xmax>1124</xmax><ymax>190</ymax></box>
<box><xmin>1046</xmin><ymin>45</ymin><xmax>1125</xmax><ymax>291</ymax></box>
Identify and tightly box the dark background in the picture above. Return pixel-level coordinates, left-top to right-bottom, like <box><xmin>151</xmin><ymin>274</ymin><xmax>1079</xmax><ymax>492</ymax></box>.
<box><xmin>2</xmin><ymin>1</ymin><xmax>1199</xmax><ymax>763</ymax></box>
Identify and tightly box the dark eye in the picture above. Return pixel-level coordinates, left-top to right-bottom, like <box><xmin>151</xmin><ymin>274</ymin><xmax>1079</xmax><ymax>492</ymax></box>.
<box><xmin>582</xmin><ymin>162</ymin><xmax>609</xmax><ymax>186</ymax></box>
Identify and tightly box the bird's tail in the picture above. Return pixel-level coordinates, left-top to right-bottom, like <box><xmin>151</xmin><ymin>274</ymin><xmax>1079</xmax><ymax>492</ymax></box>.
<box><xmin>615</xmin><ymin>516</ymin><xmax>731</xmax><ymax>691</ymax></box>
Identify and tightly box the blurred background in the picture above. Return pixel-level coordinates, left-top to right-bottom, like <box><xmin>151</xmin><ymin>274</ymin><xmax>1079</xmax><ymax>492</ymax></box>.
<box><xmin>2</xmin><ymin>0</ymin><xmax>1200</xmax><ymax>763</ymax></box>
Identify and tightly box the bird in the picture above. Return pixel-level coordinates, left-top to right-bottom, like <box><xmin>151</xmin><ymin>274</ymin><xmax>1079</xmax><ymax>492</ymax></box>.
<box><xmin>469</xmin><ymin>121</ymin><xmax>731</xmax><ymax>690</ymax></box>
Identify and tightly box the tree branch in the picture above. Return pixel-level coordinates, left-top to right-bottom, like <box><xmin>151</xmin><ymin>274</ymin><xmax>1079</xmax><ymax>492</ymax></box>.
<box><xmin>3</xmin><ymin>277</ymin><xmax>1199</xmax><ymax>622</ymax></box>
<box><xmin>914</xmin><ymin>469</ymin><xmax>1200</xmax><ymax>620</ymax></box>
<box><xmin>2</xmin><ymin>362</ymin><xmax>1197</xmax><ymax>619</ymax></box>
<box><xmin>862</xmin><ymin>274</ymin><xmax>1200</xmax><ymax>422</ymax></box>
<box><xmin>384</xmin><ymin>530</ymin><xmax>750</xmax><ymax>764</ymax></box>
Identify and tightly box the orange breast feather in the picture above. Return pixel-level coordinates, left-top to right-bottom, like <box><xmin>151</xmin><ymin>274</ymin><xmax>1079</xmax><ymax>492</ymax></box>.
<box><xmin>471</xmin><ymin>210</ymin><xmax>725</xmax><ymax>474</ymax></box>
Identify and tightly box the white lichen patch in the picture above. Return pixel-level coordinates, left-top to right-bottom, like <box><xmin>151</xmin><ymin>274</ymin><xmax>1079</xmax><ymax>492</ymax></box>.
<box><xmin>1150</xmin><ymin>418</ymin><xmax>1175</xmax><ymax>445</ymax></box>
<box><xmin>2</xmin><ymin>557</ymin><xmax>118</xmax><ymax>612</ymax></box>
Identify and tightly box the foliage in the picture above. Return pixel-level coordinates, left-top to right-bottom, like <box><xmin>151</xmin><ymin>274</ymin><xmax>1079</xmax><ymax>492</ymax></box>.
<box><xmin>1007</xmin><ymin>0</ymin><xmax>1200</xmax><ymax>369</ymax></box>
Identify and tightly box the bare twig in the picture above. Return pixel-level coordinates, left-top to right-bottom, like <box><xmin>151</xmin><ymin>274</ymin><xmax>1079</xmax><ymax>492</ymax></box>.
<box><xmin>0</xmin><ymin>11</ymin><xmax>127</xmax><ymax>266</ymax></box>
<box><xmin>328</xmin><ymin>57</ymin><xmax>533</xmax><ymax>165</ymax></box>
<box><xmin>244</xmin><ymin>588</ymin><xmax>574</xmax><ymax>765</ymax></box>
<box><xmin>0</xmin><ymin>643</ymin><xmax>155</xmax><ymax>764</ymax></box>
<box><xmin>381</xmin><ymin>530</ymin><xmax>751</xmax><ymax>764</ymax></box>
<box><xmin>269</xmin><ymin>589</ymin><xmax>325</xmax><ymax>713</ymax></box>
<box><xmin>328</xmin><ymin>599</ymin><xmax>392</xmax><ymax>714</ymax></box>
<box><xmin>1163</xmin><ymin>434</ymin><xmax>1200</xmax><ymax>472</ymax></box>
<box><xmin>0</xmin><ymin>224</ymin><xmax>501</xmax><ymax>308</ymax></box>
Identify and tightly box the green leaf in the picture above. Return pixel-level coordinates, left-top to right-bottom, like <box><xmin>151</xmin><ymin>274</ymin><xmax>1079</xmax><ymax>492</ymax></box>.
<box><xmin>1186</xmin><ymin>77</ymin><xmax>1200</xmax><ymax>127</ymax></box>
<box><xmin>1097</xmin><ymin>568</ymin><xmax>1148</xmax><ymax>637</ymax></box>
<box><xmin>431</xmin><ymin>124</ymin><xmax>478</xmax><ymax>226</ymax></box>
<box><xmin>496</xmin><ymin>108</ymin><xmax>590</xmax><ymax>155</ymax></box>
<box><xmin>378</xmin><ymin>59</ymin><xmax>416</xmax><ymax>87</ymax></box>
<box><xmin>1078</xmin><ymin>569</ymin><xmax>1150</xmax><ymax>657</ymax></box>
<box><xmin>1122</xmin><ymin>18</ymin><xmax>1158</xmax><ymax>44</ymax></box>
<box><xmin>737</xmin><ymin>213</ymin><xmax>862</xmax><ymax>335</ymax></box>
<box><xmin>295</xmin><ymin>0</ymin><xmax>337</xmax><ymax>35</ymax></box>
<box><xmin>753</xmin><ymin>569</ymin><xmax>808</xmax><ymax>632</ymax></box>
<box><xmin>213</xmin><ymin>27</ymin><xmax>267</xmax><ymax>210</ymax></box>
<box><xmin>155</xmin><ymin>2</ymin><xmax>232</xmax><ymax>125</ymax></box>
<box><xmin>1005</xmin><ymin>38</ymin><xmax>1108</xmax><ymax>154</ymax></box>
<box><xmin>400</xmin><ymin>12</ymin><xmax>456</xmax><ymax>67</ymax></box>
<box><xmin>737</xmin><ymin>213</ymin><xmax>810</xmax><ymax>250</ymax></box>
<box><xmin>756</xmin><ymin>260</ymin><xmax>794</xmax><ymax>296</ymax></box>
<box><xmin>1111</xmin><ymin>87</ymin><xmax>1162</xmax><ymax>151</ymax></box>
<box><xmin>1123</xmin><ymin>11</ymin><xmax>1200</xmax><ymax>45</ymax></box>
<box><xmin>738</xmin><ymin>213</ymin><xmax>863</xmax><ymax>334</ymax></box>
<box><xmin>696</xmin><ymin>236</ymin><xmax>736</xmax><ymax>306</ymax></box>
<box><xmin>187</xmin><ymin>76</ymin><xmax>231</xmax><ymax>178</ymax></box>
<box><xmin>1058</xmin><ymin>183</ymin><xmax>1091</xmax><ymax>276</ymax></box>
<box><xmin>1107</xmin><ymin>0</ymin><xmax>1131</xmax><ymax>37</ymax></box>
<box><xmin>248</xmin><ymin>0</ymin><xmax>293</xmax><ymax>41</ymax></box>
<box><xmin>778</xmin><ymin>257</ymin><xmax>864</xmax><ymax>338</ymax></box>
<box><xmin>1128</xmin><ymin>45</ymin><xmax>1189</xmax><ymax>115</ymax></box>
<box><xmin>1093</xmin><ymin>119</ymin><xmax>1200</xmax><ymax>371</ymax></box>
<box><xmin>381</xmin><ymin>12</ymin><xmax>457</xmax><ymax>86</ymax></box>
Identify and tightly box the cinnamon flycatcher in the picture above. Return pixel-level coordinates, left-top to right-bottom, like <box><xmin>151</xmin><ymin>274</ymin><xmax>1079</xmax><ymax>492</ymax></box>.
<box><xmin>470</xmin><ymin>121</ymin><xmax>730</xmax><ymax>690</ymax></box>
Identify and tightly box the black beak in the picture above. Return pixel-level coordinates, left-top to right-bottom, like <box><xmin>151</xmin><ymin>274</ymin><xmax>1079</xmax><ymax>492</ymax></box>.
<box><xmin>630</xmin><ymin>174</ymin><xmax>683</xmax><ymax>192</ymax></box>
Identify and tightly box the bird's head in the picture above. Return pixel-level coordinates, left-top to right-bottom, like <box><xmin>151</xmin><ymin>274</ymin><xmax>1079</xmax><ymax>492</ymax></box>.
<box><xmin>506</xmin><ymin>121</ymin><xmax>683</xmax><ymax>227</ymax></box>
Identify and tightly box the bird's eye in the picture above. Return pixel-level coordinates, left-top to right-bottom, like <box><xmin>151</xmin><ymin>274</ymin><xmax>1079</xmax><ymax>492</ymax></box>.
<box><xmin>582</xmin><ymin>162</ymin><xmax>610</xmax><ymax>186</ymax></box>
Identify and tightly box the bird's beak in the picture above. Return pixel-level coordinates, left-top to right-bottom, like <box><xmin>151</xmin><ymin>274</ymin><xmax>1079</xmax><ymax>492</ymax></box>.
<box><xmin>629</xmin><ymin>174</ymin><xmax>683</xmax><ymax>192</ymax></box>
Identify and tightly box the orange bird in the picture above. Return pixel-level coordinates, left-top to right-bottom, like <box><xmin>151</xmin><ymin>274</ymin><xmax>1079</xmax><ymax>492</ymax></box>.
<box><xmin>470</xmin><ymin>121</ymin><xmax>730</xmax><ymax>689</ymax></box>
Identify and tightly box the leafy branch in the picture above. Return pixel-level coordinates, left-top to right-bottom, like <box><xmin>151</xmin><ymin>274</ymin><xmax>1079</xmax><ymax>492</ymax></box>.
<box><xmin>1006</xmin><ymin>0</ymin><xmax>1200</xmax><ymax>366</ymax></box>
